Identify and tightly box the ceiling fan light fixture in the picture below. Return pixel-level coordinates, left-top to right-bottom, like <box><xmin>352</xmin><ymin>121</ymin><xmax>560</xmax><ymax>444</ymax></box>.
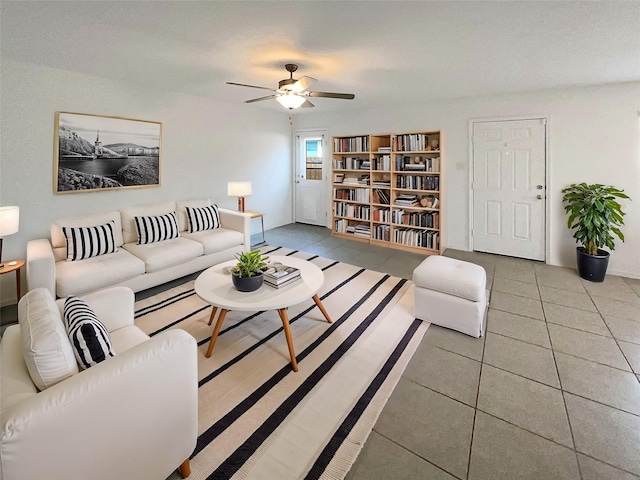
<box><xmin>276</xmin><ymin>92</ymin><xmax>306</xmax><ymax>109</ymax></box>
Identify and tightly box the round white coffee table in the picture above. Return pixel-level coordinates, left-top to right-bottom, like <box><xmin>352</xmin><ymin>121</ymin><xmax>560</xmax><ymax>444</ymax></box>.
<box><xmin>195</xmin><ymin>255</ymin><xmax>332</xmax><ymax>372</ymax></box>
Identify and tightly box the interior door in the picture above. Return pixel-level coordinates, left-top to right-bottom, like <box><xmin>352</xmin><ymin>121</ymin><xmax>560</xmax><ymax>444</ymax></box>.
<box><xmin>294</xmin><ymin>130</ymin><xmax>327</xmax><ymax>226</ymax></box>
<box><xmin>472</xmin><ymin>119</ymin><xmax>546</xmax><ymax>261</ymax></box>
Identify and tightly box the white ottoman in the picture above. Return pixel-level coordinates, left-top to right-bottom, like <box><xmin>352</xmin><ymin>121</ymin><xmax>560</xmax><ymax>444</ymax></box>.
<box><xmin>413</xmin><ymin>256</ymin><xmax>488</xmax><ymax>338</ymax></box>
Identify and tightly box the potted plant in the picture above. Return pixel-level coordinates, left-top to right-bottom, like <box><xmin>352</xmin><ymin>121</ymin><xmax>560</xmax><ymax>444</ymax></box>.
<box><xmin>561</xmin><ymin>182</ymin><xmax>630</xmax><ymax>282</ymax></box>
<box><xmin>230</xmin><ymin>250</ymin><xmax>268</xmax><ymax>292</ymax></box>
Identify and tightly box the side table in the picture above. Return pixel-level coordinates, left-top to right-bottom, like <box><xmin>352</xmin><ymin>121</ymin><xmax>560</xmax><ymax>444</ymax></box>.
<box><xmin>0</xmin><ymin>259</ymin><xmax>25</xmax><ymax>301</ymax></box>
<box><xmin>244</xmin><ymin>211</ymin><xmax>266</xmax><ymax>247</ymax></box>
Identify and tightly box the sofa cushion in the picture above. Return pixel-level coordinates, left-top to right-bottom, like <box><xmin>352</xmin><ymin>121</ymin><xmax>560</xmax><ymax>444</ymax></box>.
<box><xmin>56</xmin><ymin>249</ymin><xmax>146</xmax><ymax>298</ymax></box>
<box><xmin>182</xmin><ymin>227</ymin><xmax>245</xmax><ymax>255</ymax></box>
<box><xmin>176</xmin><ymin>198</ymin><xmax>211</xmax><ymax>232</ymax></box>
<box><xmin>64</xmin><ymin>296</ymin><xmax>115</xmax><ymax>369</ymax></box>
<box><xmin>122</xmin><ymin>237</ymin><xmax>203</xmax><ymax>273</ymax></box>
<box><xmin>62</xmin><ymin>221</ymin><xmax>118</xmax><ymax>261</ymax></box>
<box><xmin>0</xmin><ymin>325</ymin><xmax>38</xmax><ymax>412</ymax></box>
<box><xmin>120</xmin><ymin>201</ymin><xmax>176</xmax><ymax>244</ymax></box>
<box><xmin>185</xmin><ymin>205</ymin><xmax>220</xmax><ymax>233</ymax></box>
<box><xmin>109</xmin><ymin>325</ymin><xmax>150</xmax><ymax>353</ymax></box>
<box><xmin>134</xmin><ymin>212</ymin><xmax>180</xmax><ymax>245</ymax></box>
<box><xmin>52</xmin><ymin>210</ymin><xmax>124</xmax><ymax>262</ymax></box>
<box><xmin>18</xmin><ymin>288</ymin><xmax>79</xmax><ymax>390</ymax></box>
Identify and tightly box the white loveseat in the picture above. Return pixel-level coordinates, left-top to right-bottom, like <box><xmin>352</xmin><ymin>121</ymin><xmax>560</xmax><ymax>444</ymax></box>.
<box><xmin>0</xmin><ymin>286</ymin><xmax>198</xmax><ymax>480</ymax></box>
<box><xmin>26</xmin><ymin>199</ymin><xmax>250</xmax><ymax>298</ymax></box>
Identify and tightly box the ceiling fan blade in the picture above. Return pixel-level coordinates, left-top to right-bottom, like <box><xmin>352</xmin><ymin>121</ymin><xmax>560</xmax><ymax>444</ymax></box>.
<box><xmin>290</xmin><ymin>76</ymin><xmax>317</xmax><ymax>92</ymax></box>
<box><xmin>301</xmin><ymin>99</ymin><xmax>315</xmax><ymax>108</ymax></box>
<box><xmin>227</xmin><ymin>82</ymin><xmax>276</xmax><ymax>92</ymax></box>
<box><xmin>245</xmin><ymin>95</ymin><xmax>277</xmax><ymax>103</ymax></box>
<box><xmin>307</xmin><ymin>91</ymin><xmax>355</xmax><ymax>100</ymax></box>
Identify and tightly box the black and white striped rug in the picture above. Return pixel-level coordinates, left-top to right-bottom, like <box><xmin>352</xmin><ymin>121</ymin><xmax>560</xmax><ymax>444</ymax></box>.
<box><xmin>135</xmin><ymin>247</ymin><xmax>428</xmax><ymax>480</ymax></box>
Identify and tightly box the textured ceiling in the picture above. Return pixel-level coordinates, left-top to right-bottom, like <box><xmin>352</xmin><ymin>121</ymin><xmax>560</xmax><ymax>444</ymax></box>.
<box><xmin>2</xmin><ymin>1</ymin><xmax>639</xmax><ymax>113</ymax></box>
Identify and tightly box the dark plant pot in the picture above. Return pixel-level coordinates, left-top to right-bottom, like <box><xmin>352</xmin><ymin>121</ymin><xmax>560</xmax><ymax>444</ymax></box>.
<box><xmin>232</xmin><ymin>272</ymin><xmax>264</xmax><ymax>292</ymax></box>
<box><xmin>576</xmin><ymin>247</ymin><xmax>609</xmax><ymax>283</ymax></box>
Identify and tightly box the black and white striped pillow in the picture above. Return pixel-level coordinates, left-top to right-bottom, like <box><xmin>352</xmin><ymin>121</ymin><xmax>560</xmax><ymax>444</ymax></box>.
<box><xmin>134</xmin><ymin>212</ymin><xmax>179</xmax><ymax>245</ymax></box>
<box><xmin>185</xmin><ymin>204</ymin><xmax>221</xmax><ymax>233</ymax></box>
<box><xmin>64</xmin><ymin>296</ymin><xmax>115</xmax><ymax>369</ymax></box>
<box><xmin>62</xmin><ymin>221</ymin><xmax>117</xmax><ymax>261</ymax></box>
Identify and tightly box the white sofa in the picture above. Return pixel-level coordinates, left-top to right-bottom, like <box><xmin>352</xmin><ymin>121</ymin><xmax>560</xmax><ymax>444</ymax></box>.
<box><xmin>26</xmin><ymin>199</ymin><xmax>250</xmax><ymax>298</ymax></box>
<box><xmin>0</xmin><ymin>286</ymin><xmax>198</xmax><ymax>480</ymax></box>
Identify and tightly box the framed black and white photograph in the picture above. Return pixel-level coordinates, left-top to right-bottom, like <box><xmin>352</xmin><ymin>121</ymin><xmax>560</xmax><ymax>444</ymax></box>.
<box><xmin>54</xmin><ymin>112</ymin><xmax>162</xmax><ymax>193</ymax></box>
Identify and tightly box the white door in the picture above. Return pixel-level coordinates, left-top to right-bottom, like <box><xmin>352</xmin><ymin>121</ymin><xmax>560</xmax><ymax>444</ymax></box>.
<box><xmin>472</xmin><ymin>119</ymin><xmax>546</xmax><ymax>261</ymax></box>
<box><xmin>294</xmin><ymin>130</ymin><xmax>327</xmax><ymax>226</ymax></box>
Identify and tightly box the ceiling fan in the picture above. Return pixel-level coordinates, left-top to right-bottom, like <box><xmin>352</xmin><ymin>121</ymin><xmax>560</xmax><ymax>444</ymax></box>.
<box><xmin>227</xmin><ymin>64</ymin><xmax>355</xmax><ymax>109</ymax></box>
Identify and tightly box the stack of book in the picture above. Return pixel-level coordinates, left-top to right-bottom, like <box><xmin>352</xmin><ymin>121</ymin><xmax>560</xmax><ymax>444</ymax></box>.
<box><xmin>263</xmin><ymin>266</ymin><xmax>301</xmax><ymax>289</ymax></box>
<box><xmin>394</xmin><ymin>194</ymin><xmax>419</xmax><ymax>206</ymax></box>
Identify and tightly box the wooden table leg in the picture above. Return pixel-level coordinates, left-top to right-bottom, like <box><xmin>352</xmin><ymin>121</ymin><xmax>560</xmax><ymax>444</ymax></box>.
<box><xmin>178</xmin><ymin>458</ymin><xmax>191</xmax><ymax>479</ymax></box>
<box><xmin>277</xmin><ymin>308</ymin><xmax>298</xmax><ymax>372</ymax></box>
<box><xmin>205</xmin><ymin>308</ymin><xmax>229</xmax><ymax>358</ymax></box>
<box><xmin>16</xmin><ymin>268</ymin><xmax>21</xmax><ymax>300</ymax></box>
<box><xmin>312</xmin><ymin>294</ymin><xmax>332</xmax><ymax>324</ymax></box>
<box><xmin>207</xmin><ymin>306</ymin><xmax>218</xmax><ymax>325</ymax></box>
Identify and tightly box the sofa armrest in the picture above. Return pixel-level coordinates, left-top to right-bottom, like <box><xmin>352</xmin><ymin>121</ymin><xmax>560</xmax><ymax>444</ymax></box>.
<box><xmin>55</xmin><ymin>286</ymin><xmax>135</xmax><ymax>332</ymax></box>
<box><xmin>0</xmin><ymin>329</ymin><xmax>198</xmax><ymax>480</ymax></box>
<box><xmin>219</xmin><ymin>208</ymin><xmax>250</xmax><ymax>252</ymax></box>
<box><xmin>26</xmin><ymin>239</ymin><xmax>56</xmax><ymax>297</ymax></box>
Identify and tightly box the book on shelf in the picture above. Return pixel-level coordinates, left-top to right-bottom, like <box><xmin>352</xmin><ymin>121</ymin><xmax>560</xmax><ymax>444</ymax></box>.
<box><xmin>371</xmin><ymin>181</ymin><xmax>391</xmax><ymax>187</ymax></box>
<box><xmin>372</xmin><ymin>188</ymin><xmax>390</xmax><ymax>205</ymax></box>
<box><xmin>404</xmin><ymin>163</ymin><xmax>426</xmax><ymax>171</ymax></box>
<box><xmin>372</xmin><ymin>154</ymin><xmax>391</xmax><ymax>171</ymax></box>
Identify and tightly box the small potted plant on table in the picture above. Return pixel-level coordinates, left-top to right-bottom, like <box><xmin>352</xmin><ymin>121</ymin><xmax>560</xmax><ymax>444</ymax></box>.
<box><xmin>230</xmin><ymin>250</ymin><xmax>268</xmax><ymax>292</ymax></box>
<box><xmin>561</xmin><ymin>182</ymin><xmax>630</xmax><ymax>282</ymax></box>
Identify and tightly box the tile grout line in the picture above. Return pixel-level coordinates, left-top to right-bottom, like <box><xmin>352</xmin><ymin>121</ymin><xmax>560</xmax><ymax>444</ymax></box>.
<box><xmin>465</xmin><ymin>304</ymin><xmax>490</xmax><ymax>480</ymax></box>
<box><xmin>537</xmin><ymin>268</ymin><xmax>585</xmax><ymax>480</ymax></box>
<box><xmin>583</xmin><ymin>285</ymin><xmax>640</xmax><ymax>381</ymax></box>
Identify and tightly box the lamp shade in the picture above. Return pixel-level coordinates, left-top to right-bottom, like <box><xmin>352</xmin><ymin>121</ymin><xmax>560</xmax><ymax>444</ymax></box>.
<box><xmin>276</xmin><ymin>92</ymin><xmax>306</xmax><ymax>109</ymax></box>
<box><xmin>227</xmin><ymin>181</ymin><xmax>252</xmax><ymax>197</ymax></box>
<box><xmin>0</xmin><ymin>206</ymin><xmax>19</xmax><ymax>236</ymax></box>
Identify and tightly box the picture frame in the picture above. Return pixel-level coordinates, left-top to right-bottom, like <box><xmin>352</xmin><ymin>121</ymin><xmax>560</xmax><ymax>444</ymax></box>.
<box><xmin>54</xmin><ymin>112</ymin><xmax>162</xmax><ymax>193</ymax></box>
<box><xmin>334</xmin><ymin>173</ymin><xmax>345</xmax><ymax>184</ymax></box>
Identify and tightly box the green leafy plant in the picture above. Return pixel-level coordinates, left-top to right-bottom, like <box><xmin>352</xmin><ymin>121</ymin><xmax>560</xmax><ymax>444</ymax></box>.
<box><xmin>561</xmin><ymin>183</ymin><xmax>630</xmax><ymax>256</ymax></box>
<box><xmin>230</xmin><ymin>250</ymin><xmax>268</xmax><ymax>278</ymax></box>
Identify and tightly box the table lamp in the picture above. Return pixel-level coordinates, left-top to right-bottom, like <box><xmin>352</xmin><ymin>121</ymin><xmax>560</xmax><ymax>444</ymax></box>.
<box><xmin>0</xmin><ymin>206</ymin><xmax>20</xmax><ymax>269</ymax></box>
<box><xmin>227</xmin><ymin>181</ymin><xmax>252</xmax><ymax>212</ymax></box>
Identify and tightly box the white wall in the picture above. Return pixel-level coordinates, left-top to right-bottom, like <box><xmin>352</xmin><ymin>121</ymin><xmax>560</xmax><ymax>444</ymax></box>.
<box><xmin>293</xmin><ymin>82</ymin><xmax>640</xmax><ymax>279</ymax></box>
<box><xmin>0</xmin><ymin>59</ymin><xmax>293</xmax><ymax>305</ymax></box>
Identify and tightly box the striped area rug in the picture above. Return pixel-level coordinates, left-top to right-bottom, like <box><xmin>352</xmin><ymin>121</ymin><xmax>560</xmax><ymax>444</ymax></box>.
<box><xmin>135</xmin><ymin>246</ymin><xmax>429</xmax><ymax>480</ymax></box>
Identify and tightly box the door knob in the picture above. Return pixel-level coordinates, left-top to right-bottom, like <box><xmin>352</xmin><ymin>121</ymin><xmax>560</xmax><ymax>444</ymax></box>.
<box><xmin>537</xmin><ymin>195</ymin><xmax>543</xmax><ymax>200</ymax></box>
<box><xmin>537</xmin><ymin>185</ymin><xmax>543</xmax><ymax>189</ymax></box>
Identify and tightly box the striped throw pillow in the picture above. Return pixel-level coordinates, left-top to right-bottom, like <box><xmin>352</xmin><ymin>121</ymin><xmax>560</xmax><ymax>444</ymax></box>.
<box><xmin>62</xmin><ymin>221</ymin><xmax>117</xmax><ymax>261</ymax></box>
<box><xmin>64</xmin><ymin>296</ymin><xmax>115</xmax><ymax>369</ymax></box>
<box><xmin>185</xmin><ymin>204</ymin><xmax>221</xmax><ymax>233</ymax></box>
<box><xmin>134</xmin><ymin>212</ymin><xmax>179</xmax><ymax>245</ymax></box>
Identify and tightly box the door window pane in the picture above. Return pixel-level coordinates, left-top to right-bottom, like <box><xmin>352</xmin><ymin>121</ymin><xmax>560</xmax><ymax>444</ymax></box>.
<box><xmin>305</xmin><ymin>139</ymin><xmax>322</xmax><ymax>181</ymax></box>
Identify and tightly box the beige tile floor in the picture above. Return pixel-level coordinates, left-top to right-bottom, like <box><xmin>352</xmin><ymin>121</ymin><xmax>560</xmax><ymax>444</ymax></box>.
<box><xmin>263</xmin><ymin>223</ymin><xmax>640</xmax><ymax>480</ymax></box>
